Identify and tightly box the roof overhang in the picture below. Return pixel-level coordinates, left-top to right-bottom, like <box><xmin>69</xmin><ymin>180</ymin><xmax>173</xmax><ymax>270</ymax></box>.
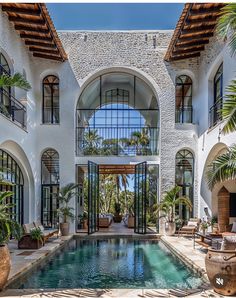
<box><xmin>1</xmin><ymin>3</ymin><xmax>67</xmax><ymax>62</ymax></box>
<box><xmin>165</xmin><ymin>3</ymin><xmax>225</xmax><ymax>62</ymax></box>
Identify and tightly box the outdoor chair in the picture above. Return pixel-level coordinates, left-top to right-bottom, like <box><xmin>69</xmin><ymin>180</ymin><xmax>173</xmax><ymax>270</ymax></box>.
<box><xmin>222</xmin><ymin>221</ymin><xmax>236</xmax><ymax>237</ymax></box>
<box><xmin>33</xmin><ymin>221</ymin><xmax>59</xmax><ymax>241</ymax></box>
<box><xmin>178</xmin><ymin>218</ymin><xmax>200</xmax><ymax>237</ymax></box>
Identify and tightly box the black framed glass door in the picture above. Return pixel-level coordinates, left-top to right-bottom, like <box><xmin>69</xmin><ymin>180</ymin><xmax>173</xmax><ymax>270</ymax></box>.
<box><xmin>134</xmin><ymin>161</ymin><xmax>147</xmax><ymax>234</ymax></box>
<box><xmin>41</xmin><ymin>185</ymin><xmax>59</xmax><ymax>228</ymax></box>
<box><xmin>88</xmin><ymin>161</ymin><xmax>99</xmax><ymax>234</ymax></box>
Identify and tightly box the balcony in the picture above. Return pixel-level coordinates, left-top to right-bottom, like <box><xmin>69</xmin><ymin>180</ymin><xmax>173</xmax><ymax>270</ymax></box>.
<box><xmin>175</xmin><ymin>106</ymin><xmax>193</xmax><ymax>124</ymax></box>
<box><xmin>209</xmin><ymin>98</ymin><xmax>222</xmax><ymax>128</ymax></box>
<box><xmin>76</xmin><ymin>126</ymin><xmax>159</xmax><ymax>156</ymax></box>
<box><xmin>0</xmin><ymin>89</ymin><xmax>26</xmax><ymax>129</ymax></box>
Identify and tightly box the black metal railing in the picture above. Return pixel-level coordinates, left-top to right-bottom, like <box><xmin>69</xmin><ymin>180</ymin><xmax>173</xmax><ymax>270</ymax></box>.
<box><xmin>0</xmin><ymin>89</ymin><xmax>26</xmax><ymax>129</ymax></box>
<box><xmin>175</xmin><ymin>106</ymin><xmax>193</xmax><ymax>123</ymax></box>
<box><xmin>76</xmin><ymin>126</ymin><xmax>159</xmax><ymax>156</ymax></box>
<box><xmin>209</xmin><ymin>98</ymin><xmax>223</xmax><ymax>128</ymax></box>
<box><xmin>43</xmin><ymin>107</ymin><xmax>59</xmax><ymax>124</ymax></box>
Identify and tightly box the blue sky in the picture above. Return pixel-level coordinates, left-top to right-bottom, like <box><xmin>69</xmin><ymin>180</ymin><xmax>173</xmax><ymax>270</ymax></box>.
<box><xmin>47</xmin><ymin>3</ymin><xmax>184</xmax><ymax>30</ymax></box>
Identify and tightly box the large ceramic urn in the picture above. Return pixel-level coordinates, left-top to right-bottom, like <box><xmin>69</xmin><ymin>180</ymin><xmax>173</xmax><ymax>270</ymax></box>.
<box><xmin>0</xmin><ymin>245</ymin><xmax>11</xmax><ymax>290</ymax></box>
<box><xmin>165</xmin><ymin>222</ymin><xmax>176</xmax><ymax>236</ymax></box>
<box><xmin>60</xmin><ymin>222</ymin><xmax>70</xmax><ymax>236</ymax></box>
<box><xmin>205</xmin><ymin>248</ymin><xmax>236</xmax><ymax>296</ymax></box>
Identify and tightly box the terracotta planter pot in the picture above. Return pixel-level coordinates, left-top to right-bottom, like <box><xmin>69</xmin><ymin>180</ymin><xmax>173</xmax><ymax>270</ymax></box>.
<box><xmin>18</xmin><ymin>235</ymin><xmax>43</xmax><ymax>249</ymax></box>
<box><xmin>205</xmin><ymin>248</ymin><xmax>236</xmax><ymax>296</ymax></box>
<box><xmin>83</xmin><ymin>219</ymin><xmax>88</xmax><ymax>230</ymax></box>
<box><xmin>113</xmin><ymin>215</ymin><xmax>122</xmax><ymax>223</ymax></box>
<box><xmin>60</xmin><ymin>222</ymin><xmax>70</xmax><ymax>236</ymax></box>
<box><xmin>0</xmin><ymin>245</ymin><xmax>11</xmax><ymax>290</ymax></box>
<box><xmin>165</xmin><ymin>222</ymin><xmax>176</xmax><ymax>236</ymax></box>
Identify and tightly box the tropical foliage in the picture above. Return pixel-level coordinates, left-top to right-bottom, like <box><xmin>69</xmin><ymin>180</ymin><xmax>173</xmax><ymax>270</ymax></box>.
<box><xmin>156</xmin><ymin>185</ymin><xmax>192</xmax><ymax>223</ymax></box>
<box><xmin>221</xmin><ymin>80</ymin><xmax>236</xmax><ymax>134</ymax></box>
<box><xmin>0</xmin><ymin>72</ymin><xmax>31</xmax><ymax>90</ymax></box>
<box><xmin>57</xmin><ymin>183</ymin><xmax>78</xmax><ymax>223</ymax></box>
<box><xmin>207</xmin><ymin>145</ymin><xmax>236</xmax><ymax>190</ymax></box>
<box><xmin>217</xmin><ymin>3</ymin><xmax>236</xmax><ymax>56</ymax></box>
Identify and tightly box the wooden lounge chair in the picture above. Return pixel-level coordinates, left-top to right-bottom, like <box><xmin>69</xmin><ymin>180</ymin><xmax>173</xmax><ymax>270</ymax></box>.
<box><xmin>33</xmin><ymin>221</ymin><xmax>59</xmax><ymax>241</ymax></box>
<box><xmin>178</xmin><ymin>218</ymin><xmax>200</xmax><ymax>237</ymax></box>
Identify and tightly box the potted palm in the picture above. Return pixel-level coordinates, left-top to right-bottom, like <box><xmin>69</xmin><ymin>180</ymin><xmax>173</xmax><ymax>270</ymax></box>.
<box><xmin>157</xmin><ymin>185</ymin><xmax>192</xmax><ymax>236</ymax></box>
<box><xmin>57</xmin><ymin>183</ymin><xmax>77</xmax><ymax>236</ymax></box>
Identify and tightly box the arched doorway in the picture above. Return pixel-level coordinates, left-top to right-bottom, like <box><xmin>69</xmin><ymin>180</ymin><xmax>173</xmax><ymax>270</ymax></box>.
<box><xmin>0</xmin><ymin>149</ymin><xmax>24</xmax><ymax>224</ymax></box>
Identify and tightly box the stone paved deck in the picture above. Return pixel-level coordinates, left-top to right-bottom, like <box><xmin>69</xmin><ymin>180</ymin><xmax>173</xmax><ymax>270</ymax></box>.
<box><xmin>0</xmin><ymin>234</ymin><xmax>226</xmax><ymax>298</ymax></box>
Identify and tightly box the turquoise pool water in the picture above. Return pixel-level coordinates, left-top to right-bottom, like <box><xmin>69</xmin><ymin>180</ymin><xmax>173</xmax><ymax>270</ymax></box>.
<box><xmin>15</xmin><ymin>238</ymin><xmax>203</xmax><ymax>289</ymax></box>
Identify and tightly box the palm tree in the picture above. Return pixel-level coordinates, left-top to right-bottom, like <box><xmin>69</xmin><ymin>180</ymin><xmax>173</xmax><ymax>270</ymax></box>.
<box><xmin>217</xmin><ymin>3</ymin><xmax>236</xmax><ymax>57</ymax></box>
<box><xmin>156</xmin><ymin>185</ymin><xmax>192</xmax><ymax>223</ymax></box>
<box><xmin>206</xmin><ymin>146</ymin><xmax>236</xmax><ymax>190</ymax></box>
<box><xmin>0</xmin><ymin>72</ymin><xmax>31</xmax><ymax>90</ymax></box>
<box><xmin>83</xmin><ymin>129</ymin><xmax>102</xmax><ymax>155</ymax></box>
<box><xmin>131</xmin><ymin>128</ymin><xmax>150</xmax><ymax>155</ymax></box>
<box><xmin>206</xmin><ymin>4</ymin><xmax>236</xmax><ymax>189</ymax></box>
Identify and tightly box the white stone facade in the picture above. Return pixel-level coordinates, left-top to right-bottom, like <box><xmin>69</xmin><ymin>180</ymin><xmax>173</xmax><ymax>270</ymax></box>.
<box><xmin>0</xmin><ymin>5</ymin><xmax>236</xmax><ymax>232</ymax></box>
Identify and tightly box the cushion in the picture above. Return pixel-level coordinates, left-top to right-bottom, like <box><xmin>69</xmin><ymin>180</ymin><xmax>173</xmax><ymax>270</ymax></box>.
<box><xmin>187</xmin><ymin>221</ymin><xmax>198</xmax><ymax>227</ymax></box>
<box><xmin>221</xmin><ymin>236</ymin><xmax>236</xmax><ymax>250</ymax></box>
<box><xmin>231</xmin><ymin>222</ymin><xmax>236</xmax><ymax>233</ymax></box>
<box><xmin>23</xmin><ymin>223</ymin><xmax>34</xmax><ymax>234</ymax></box>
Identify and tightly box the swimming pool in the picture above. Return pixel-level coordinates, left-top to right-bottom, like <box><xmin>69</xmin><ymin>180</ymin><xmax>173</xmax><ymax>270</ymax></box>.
<box><xmin>13</xmin><ymin>238</ymin><xmax>203</xmax><ymax>289</ymax></box>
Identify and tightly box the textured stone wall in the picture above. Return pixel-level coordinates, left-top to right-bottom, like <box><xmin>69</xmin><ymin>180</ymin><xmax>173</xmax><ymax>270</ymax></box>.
<box><xmin>59</xmin><ymin>31</ymin><xmax>199</xmax><ymax>214</ymax></box>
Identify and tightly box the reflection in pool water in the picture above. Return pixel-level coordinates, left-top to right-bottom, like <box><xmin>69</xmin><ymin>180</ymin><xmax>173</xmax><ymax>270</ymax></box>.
<box><xmin>15</xmin><ymin>238</ymin><xmax>203</xmax><ymax>289</ymax></box>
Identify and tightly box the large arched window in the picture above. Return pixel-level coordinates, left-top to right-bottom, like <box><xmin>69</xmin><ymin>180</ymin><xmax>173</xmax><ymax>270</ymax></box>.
<box><xmin>0</xmin><ymin>149</ymin><xmax>24</xmax><ymax>224</ymax></box>
<box><xmin>175</xmin><ymin>75</ymin><xmax>192</xmax><ymax>123</ymax></box>
<box><xmin>0</xmin><ymin>53</ymin><xmax>11</xmax><ymax>117</ymax></box>
<box><xmin>209</xmin><ymin>63</ymin><xmax>223</xmax><ymax>128</ymax></box>
<box><xmin>76</xmin><ymin>73</ymin><xmax>159</xmax><ymax>156</ymax></box>
<box><xmin>175</xmin><ymin>149</ymin><xmax>194</xmax><ymax>219</ymax></box>
<box><xmin>42</xmin><ymin>75</ymin><xmax>59</xmax><ymax>124</ymax></box>
<box><xmin>41</xmin><ymin>149</ymin><xmax>59</xmax><ymax>228</ymax></box>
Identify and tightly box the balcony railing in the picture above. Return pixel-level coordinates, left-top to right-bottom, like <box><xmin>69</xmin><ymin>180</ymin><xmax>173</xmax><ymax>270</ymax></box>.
<box><xmin>175</xmin><ymin>106</ymin><xmax>193</xmax><ymax>123</ymax></box>
<box><xmin>0</xmin><ymin>89</ymin><xmax>26</xmax><ymax>129</ymax></box>
<box><xmin>76</xmin><ymin>126</ymin><xmax>159</xmax><ymax>156</ymax></box>
<box><xmin>209</xmin><ymin>98</ymin><xmax>222</xmax><ymax>128</ymax></box>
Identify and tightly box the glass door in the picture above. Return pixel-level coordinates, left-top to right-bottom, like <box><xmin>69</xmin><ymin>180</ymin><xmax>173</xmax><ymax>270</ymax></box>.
<box><xmin>88</xmin><ymin>161</ymin><xmax>99</xmax><ymax>234</ymax></box>
<box><xmin>134</xmin><ymin>161</ymin><xmax>147</xmax><ymax>234</ymax></box>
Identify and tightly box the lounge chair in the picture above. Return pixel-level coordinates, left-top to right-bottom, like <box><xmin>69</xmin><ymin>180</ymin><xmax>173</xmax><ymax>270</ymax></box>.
<box><xmin>33</xmin><ymin>221</ymin><xmax>59</xmax><ymax>241</ymax></box>
<box><xmin>222</xmin><ymin>221</ymin><xmax>236</xmax><ymax>237</ymax></box>
<box><xmin>98</xmin><ymin>214</ymin><xmax>113</xmax><ymax>228</ymax></box>
<box><xmin>178</xmin><ymin>218</ymin><xmax>200</xmax><ymax>237</ymax></box>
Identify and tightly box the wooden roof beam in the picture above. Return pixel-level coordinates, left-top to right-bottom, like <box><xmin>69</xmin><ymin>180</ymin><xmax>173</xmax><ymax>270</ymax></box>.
<box><xmin>15</xmin><ymin>25</ymin><xmax>49</xmax><ymax>34</ymax></box>
<box><xmin>25</xmin><ymin>40</ymin><xmax>56</xmax><ymax>48</ymax></box>
<box><xmin>33</xmin><ymin>52</ymin><xmax>62</xmax><ymax>61</ymax></box>
<box><xmin>20</xmin><ymin>33</ymin><xmax>52</xmax><ymax>41</ymax></box>
<box><xmin>173</xmin><ymin>46</ymin><xmax>204</xmax><ymax>55</ymax></box>
<box><xmin>186</xmin><ymin>16</ymin><xmax>218</xmax><ymax>25</ymax></box>
<box><xmin>9</xmin><ymin>16</ymin><xmax>46</xmax><ymax>25</ymax></box>
<box><xmin>189</xmin><ymin>7</ymin><xmax>223</xmax><ymax>16</ymax></box>
<box><xmin>29</xmin><ymin>47</ymin><xmax>59</xmax><ymax>54</ymax></box>
<box><xmin>1</xmin><ymin>6</ymin><xmax>41</xmax><ymax>16</ymax></box>
<box><xmin>181</xmin><ymin>24</ymin><xmax>215</xmax><ymax>34</ymax></box>
<box><xmin>179</xmin><ymin>32</ymin><xmax>214</xmax><ymax>41</ymax></box>
<box><xmin>170</xmin><ymin>52</ymin><xmax>201</xmax><ymax>61</ymax></box>
<box><xmin>176</xmin><ymin>40</ymin><xmax>209</xmax><ymax>48</ymax></box>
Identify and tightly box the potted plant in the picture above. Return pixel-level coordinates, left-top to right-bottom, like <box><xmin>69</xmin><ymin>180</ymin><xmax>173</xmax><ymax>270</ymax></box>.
<box><xmin>113</xmin><ymin>202</ymin><xmax>122</xmax><ymax>223</ymax></box>
<box><xmin>157</xmin><ymin>185</ymin><xmax>192</xmax><ymax>236</ymax></box>
<box><xmin>30</xmin><ymin>227</ymin><xmax>44</xmax><ymax>249</ymax></box>
<box><xmin>200</xmin><ymin>221</ymin><xmax>209</xmax><ymax>235</ymax></box>
<box><xmin>57</xmin><ymin>183</ymin><xmax>77</xmax><ymax>236</ymax></box>
<box><xmin>210</xmin><ymin>216</ymin><xmax>218</xmax><ymax>233</ymax></box>
<box><xmin>0</xmin><ymin>190</ymin><xmax>22</xmax><ymax>290</ymax></box>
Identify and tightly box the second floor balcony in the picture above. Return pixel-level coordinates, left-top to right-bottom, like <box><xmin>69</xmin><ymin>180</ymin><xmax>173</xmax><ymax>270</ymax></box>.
<box><xmin>209</xmin><ymin>98</ymin><xmax>222</xmax><ymax>129</ymax></box>
<box><xmin>0</xmin><ymin>88</ymin><xmax>26</xmax><ymax>129</ymax></box>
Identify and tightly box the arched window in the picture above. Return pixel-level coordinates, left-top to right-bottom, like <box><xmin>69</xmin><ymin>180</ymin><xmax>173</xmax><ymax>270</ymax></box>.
<box><xmin>175</xmin><ymin>75</ymin><xmax>192</xmax><ymax>123</ymax></box>
<box><xmin>41</xmin><ymin>149</ymin><xmax>59</xmax><ymax>228</ymax></box>
<box><xmin>42</xmin><ymin>75</ymin><xmax>59</xmax><ymax>124</ymax></box>
<box><xmin>0</xmin><ymin>53</ymin><xmax>11</xmax><ymax>116</ymax></box>
<box><xmin>0</xmin><ymin>149</ymin><xmax>24</xmax><ymax>224</ymax></box>
<box><xmin>175</xmin><ymin>149</ymin><xmax>194</xmax><ymax>219</ymax></box>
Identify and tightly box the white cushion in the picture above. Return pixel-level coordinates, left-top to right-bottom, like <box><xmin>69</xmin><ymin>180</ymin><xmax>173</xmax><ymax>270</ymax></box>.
<box><xmin>187</xmin><ymin>221</ymin><xmax>197</xmax><ymax>227</ymax></box>
<box><xmin>231</xmin><ymin>222</ymin><xmax>236</xmax><ymax>233</ymax></box>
